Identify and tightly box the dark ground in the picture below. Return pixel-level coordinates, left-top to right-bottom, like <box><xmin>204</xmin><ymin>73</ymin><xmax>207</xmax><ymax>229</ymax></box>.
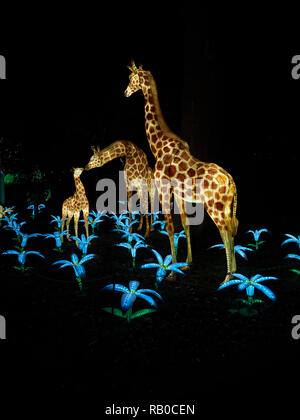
<box><xmin>0</xmin><ymin>199</ymin><xmax>300</xmax><ymax>410</ymax></box>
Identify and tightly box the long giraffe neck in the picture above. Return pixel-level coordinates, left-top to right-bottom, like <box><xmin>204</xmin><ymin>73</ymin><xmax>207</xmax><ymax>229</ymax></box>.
<box><xmin>74</xmin><ymin>176</ymin><xmax>86</xmax><ymax>198</ymax></box>
<box><xmin>140</xmin><ymin>71</ymin><xmax>178</xmax><ymax>157</ymax></box>
<box><xmin>100</xmin><ymin>141</ymin><xmax>128</xmax><ymax>164</ymax></box>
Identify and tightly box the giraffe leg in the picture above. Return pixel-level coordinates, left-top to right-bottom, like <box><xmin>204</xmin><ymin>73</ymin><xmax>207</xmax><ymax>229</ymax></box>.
<box><xmin>148</xmin><ymin>177</ymin><xmax>155</xmax><ymax>231</ymax></box>
<box><xmin>83</xmin><ymin>207</ymin><xmax>89</xmax><ymax>240</ymax></box>
<box><xmin>138</xmin><ymin>187</ymin><xmax>150</xmax><ymax>238</ymax></box>
<box><xmin>231</xmin><ymin>234</ymin><xmax>237</xmax><ymax>273</ymax></box>
<box><xmin>219</xmin><ymin>228</ymin><xmax>235</xmax><ymax>285</ymax></box>
<box><xmin>144</xmin><ymin>214</ymin><xmax>150</xmax><ymax>238</ymax></box>
<box><xmin>127</xmin><ymin>190</ymin><xmax>133</xmax><ymax>233</ymax></box>
<box><xmin>157</xmin><ymin>185</ymin><xmax>177</xmax><ymax>279</ymax></box>
<box><xmin>135</xmin><ymin>188</ymin><xmax>144</xmax><ymax>232</ymax></box>
<box><xmin>173</xmin><ymin>195</ymin><xmax>192</xmax><ymax>267</ymax></box>
<box><xmin>73</xmin><ymin>211</ymin><xmax>80</xmax><ymax>247</ymax></box>
<box><xmin>137</xmin><ymin>213</ymin><xmax>143</xmax><ymax>231</ymax></box>
<box><xmin>150</xmin><ymin>213</ymin><xmax>154</xmax><ymax>231</ymax></box>
<box><xmin>61</xmin><ymin>207</ymin><xmax>67</xmax><ymax>243</ymax></box>
<box><xmin>66</xmin><ymin>211</ymin><xmax>73</xmax><ymax>241</ymax></box>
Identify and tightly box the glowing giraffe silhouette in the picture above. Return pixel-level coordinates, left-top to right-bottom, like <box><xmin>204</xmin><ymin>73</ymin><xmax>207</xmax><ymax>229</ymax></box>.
<box><xmin>124</xmin><ymin>61</ymin><xmax>239</xmax><ymax>284</ymax></box>
<box><xmin>85</xmin><ymin>141</ymin><xmax>155</xmax><ymax>238</ymax></box>
<box><xmin>61</xmin><ymin>167</ymin><xmax>89</xmax><ymax>246</ymax></box>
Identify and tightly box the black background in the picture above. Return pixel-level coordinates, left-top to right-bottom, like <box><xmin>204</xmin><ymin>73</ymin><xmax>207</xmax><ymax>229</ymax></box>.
<box><xmin>1</xmin><ymin>8</ymin><xmax>299</xmax><ymax>232</ymax></box>
<box><xmin>1</xmin><ymin>5</ymin><xmax>300</xmax><ymax>413</ymax></box>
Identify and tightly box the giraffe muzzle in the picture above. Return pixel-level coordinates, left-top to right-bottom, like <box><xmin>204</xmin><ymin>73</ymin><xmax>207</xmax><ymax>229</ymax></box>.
<box><xmin>124</xmin><ymin>88</ymin><xmax>131</xmax><ymax>97</ymax></box>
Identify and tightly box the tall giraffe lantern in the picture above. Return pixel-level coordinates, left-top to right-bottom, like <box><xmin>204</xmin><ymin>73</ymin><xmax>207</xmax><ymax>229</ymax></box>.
<box><xmin>124</xmin><ymin>61</ymin><xmax>239</xmax><ymax>284</ymax></box>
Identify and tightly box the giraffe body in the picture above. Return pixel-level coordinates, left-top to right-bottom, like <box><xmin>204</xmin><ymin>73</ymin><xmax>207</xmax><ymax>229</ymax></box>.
<box><xmin>85</xmin><ymin>141</ymin><xmax>155</xmax><ymax>238</ymax></box>
<box><xmin>61</xmin><ymin>167</ymin><xmax>89</xmax><ymax>245</ymax></box>
<box><xmin>124</xmin><ymin>61</ymin><xmax>239</xmax><ymax>283</ymax></box>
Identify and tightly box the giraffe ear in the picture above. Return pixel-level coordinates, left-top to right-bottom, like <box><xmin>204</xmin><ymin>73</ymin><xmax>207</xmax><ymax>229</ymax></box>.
<box><xmin>91</xmin><ymin>146</ymin><xmax>96</xmax><ymax>153</ymax></box>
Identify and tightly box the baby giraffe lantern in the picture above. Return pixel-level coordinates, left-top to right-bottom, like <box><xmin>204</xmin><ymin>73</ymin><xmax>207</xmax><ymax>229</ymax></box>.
<box><xmin>61</xmin><ymin>167</ymin><xmax>89</xmax><ymax>246</ymax></box>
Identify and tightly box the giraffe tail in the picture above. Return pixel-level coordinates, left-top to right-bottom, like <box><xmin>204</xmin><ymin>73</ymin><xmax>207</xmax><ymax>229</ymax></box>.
<box><xmin>231</xmin><ymin>185</ymin><xmax>239</xmax><ymax>237</ymax></box>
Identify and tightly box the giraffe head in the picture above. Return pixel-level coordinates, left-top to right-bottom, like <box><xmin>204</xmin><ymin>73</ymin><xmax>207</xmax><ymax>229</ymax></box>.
<box><xmin>124</xmin><ymin>60</ymin><xmax>145</xmax><ymax>97</ymax></box>
<box><xmin>72</xmin><ymin>167</ymin><xmax>84</xmax><ymax>177</ymax></box>
<box><xmin>85</xmin><ymin>146</ymin><xmax>104</xmax><ymax>170</ymax></box>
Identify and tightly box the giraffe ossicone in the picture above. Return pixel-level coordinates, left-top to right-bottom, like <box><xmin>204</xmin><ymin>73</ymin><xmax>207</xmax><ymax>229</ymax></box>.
<box><xmin>125</xmin><ymin>60</ymin><xmax>239</xmax><ymax>284</ymax></box>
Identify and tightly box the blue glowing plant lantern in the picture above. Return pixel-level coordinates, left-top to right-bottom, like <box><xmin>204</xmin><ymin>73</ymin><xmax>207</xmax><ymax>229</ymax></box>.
<box><xmin>50</xmin><ymin>215</ymin><xmax>63</xmax><ymax>231</ymax></box>
<box><xmin>27</xmin><ymin>204</ymin><xmax>35</xmax><ymax>219</ymax></box>
<box><xmin>110</xmin><ymin>213</ymin><xmax>130</xmax><ymax>230</ymax></box>
<box><xmin>101</xmin><ymin>280</ymin><xmax>163</xmax><ymax>322</ymax></box>
<box><xmin>52</xmin><ymin>253</ymin><xmax>97</xmax><ymax>291</ymax></box>
<box><xmin>285</xmin><ymin>253</ymin><xmax>300</xmax><ymax>275</ymax></box>
<box><xmin>160</xmin><ymin>230</ymin><xmax>186</xmax><ymax>257</ymax></box>
<box><xmin>209</xmin><ymin>244</ymin><xmax>253</xmax><ymax>261</ymax></box>
<box><xmin>4</xmin><ymin>219</ymin><xmax>25</xmax><ymax>232</ymax></box>
<box><xmin>120</xmin><ymin>231</ymin><xmax>145</xmax><ymax>244</ymax></box>
<box><xmin>117</xmin><ymin>217</ymin><xmax>139</xmax><ymax>233</ymax></box>
<box><xmin>151</xmin><ymin>220</ymin><xmax>166</xmax><ymax>231</ymax></box>
<box><xmin>218</xmin><ymin>273</ymin><xmax>278</xmax><ymax>303</ymax></box>
<box><xmin>5</xmin><ymin>220</ymin><xmax>26</xmax><ymax>243</ymax></box>
<box><xmin>2</xmin><ymin>209</ymin><xmax>18</xmax><ymax>227</ymax></box>
<box><xmin>140</xmin><ymin>249</ymin><xmax>187</xmax><ymax>285</ymax></box>
<box><xmin>245</xmin><ymin>228</ymin><xmax>271</xmax><ymax>250</ymax></box>
<box><xmin>38</xmin><ymin>203</ymin><xmax>46</xmax><ymax>213</ymax></box>
<box><xmin>2</xmin><ymin>249</ymin><xmax>45</xmax><ymax>271</ymax></box>
<box><xmin>151</xmin><ymin>212</ymin><xmax>161</xmax><ymax>224</ymax></box>
<box><xmin>80</xmin><ymin>210</ymin><xmax>107</xmax><ymax>233</ymax></box>
<box><xmin>70</xmin><ymin>233</ymin><xmax>98</xmax><ymax>254</ymax></box>
<box><xmin>19</xmin><ymin>232</ymin><xmax>43</xmax><ymax>248</ymax></box>
<box><xmin>44</xmin><ymin>230</ymin><xmax>69</xmax><ymax>251</ymax></box>
<box><xmin>281</xmin><ymin>234</ymin><xmax>300</xmax><ymax>251</ymax></box>
<box><xmin>116</xmin><ymin>240</ymin><xmax>148</xmax><ymax>269</ymax></box>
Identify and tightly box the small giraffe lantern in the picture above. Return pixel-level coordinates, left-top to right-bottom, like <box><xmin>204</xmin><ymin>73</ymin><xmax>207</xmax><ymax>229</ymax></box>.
<box><xmin>61</xmin><ymin>167</ymin><xmax>89</xmax><ymax>245</ymax></box>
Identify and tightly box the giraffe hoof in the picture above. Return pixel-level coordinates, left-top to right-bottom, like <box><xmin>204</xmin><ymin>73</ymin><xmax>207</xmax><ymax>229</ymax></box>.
<box><xmin>166</xmin><ymin>271</ymin><xmax>176</xmax><ymax>281</ymax></box>
<box><xmin>220</xmin><ymin>273</ymin><xmax>234</xmax><ymax>286</ymax></box>
<box><xmin>181</xmin><ymin>264</ymin><xmax>190</xmax><ymax>271</ymax></box>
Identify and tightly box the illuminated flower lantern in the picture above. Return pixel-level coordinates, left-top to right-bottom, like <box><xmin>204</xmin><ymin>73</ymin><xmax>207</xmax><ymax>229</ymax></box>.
<box><xmin>53</xmin><ymin>252</ymin><xmax>97</xmax><ymax>291</ymax></box>
<box><xmin>124</xmin><ymin>60</ymin><xmax>239</xmax><ymax>284</ymax></box>
<box><xmin>0</xmin><ymin>205</ymin><xmax>13</xmax><ymax>226</ymax></box>
<box><xmin>61</xmin><ymin>168</ymin><xmax>89</xmax><ymax>246</ymax></box>
<box><xmin>101</xmin><ymin>280</ymin><xmax>163</xmax><ymax>322</ymax></box>
<box><xmin>85</xmin><ymin>142</ymin><xmax>155</xmax><ymax>238</ymax></box>
<box><xmin>141</xmin><ymin>249</ymin><xmax>186</xmax><ymax>285</ymax></box>
<box><xmin>2</xmin><ymin>249</ymin><xmax>45</xmax><ymax>272</ymax></box>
